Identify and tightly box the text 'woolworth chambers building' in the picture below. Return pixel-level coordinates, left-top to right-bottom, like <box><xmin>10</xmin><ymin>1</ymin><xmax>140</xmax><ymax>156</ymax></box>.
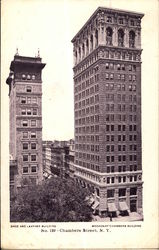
<box><xmin>6</xmin><ymin>53</ymin><xmax>46</xmax><ymax>192</ymax></box>
<box><xmin>72</xmin><ymin>7</ymin><xmax>144</xmax><ymax>217</ymax></box>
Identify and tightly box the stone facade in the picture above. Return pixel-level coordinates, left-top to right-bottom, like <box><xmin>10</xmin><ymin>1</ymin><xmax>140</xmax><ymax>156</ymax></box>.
<box><xmin>6</xmin><ymin>54</ymin><xmax>46</xmax><ymax>190</ymax></box>
<box><xmin>72</xmin><ymin>7</ymin><xmax>144</xmax><ymax>216</ymax></box>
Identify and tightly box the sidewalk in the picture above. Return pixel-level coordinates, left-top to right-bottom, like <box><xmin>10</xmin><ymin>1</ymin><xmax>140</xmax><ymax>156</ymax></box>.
<box><xmin>92</xmin><ymin>212</ymin><xmax>143</xmax><ymax>222</ymax></box>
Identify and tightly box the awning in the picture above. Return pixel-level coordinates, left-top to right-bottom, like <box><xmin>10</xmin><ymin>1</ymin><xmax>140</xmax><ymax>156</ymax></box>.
<box><xmin>92</xmin><ymin>201</ymin><xmax>99</xmax><ymax>210</ymax></box>
<box><xmin>119</xmin><ymin>201</ymin><xmax>129</xmax><ymax>211</ymax></box>
<box><xmin>108</xmin><ymin>203</ymin><xmax>117</xmax><ymax>212</ymax></box>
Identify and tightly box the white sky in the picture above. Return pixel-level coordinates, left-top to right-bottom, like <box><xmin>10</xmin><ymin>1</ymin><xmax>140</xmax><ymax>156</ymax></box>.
<box><xmin>1</xmin><ymin>0</ymin><xmax>158</xmax><ymax>141</ymax></box>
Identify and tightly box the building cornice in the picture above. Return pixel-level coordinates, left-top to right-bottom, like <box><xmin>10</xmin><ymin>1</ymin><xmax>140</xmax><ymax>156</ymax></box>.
<box><xmin>71</xmin><ymin>6</ymin><xmax>144</xmax><ymax>43</ymax></box>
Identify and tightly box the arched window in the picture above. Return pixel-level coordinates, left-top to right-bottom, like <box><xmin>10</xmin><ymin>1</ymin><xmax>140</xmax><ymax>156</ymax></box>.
<box><xmin>129</xmin><ymin>30</ymin><xmax>135</xmax><ymax>48</ymax></box>
<box><xmin>79</xmin><ymin>47</ymin><xmax>81</xmax><ymax>60</ymax></box>
<box><xmin>95</xmin><ymin>29</ymin><xmax>98</xmax><ymax>47</ymax></box>
<box><xmin>82</xmin><ymin>43</ymin><xmax>85</xmax><ymax>58</ymax></box>
<box><xmin>106</xmin><ymin>27</ymin><xmax>113</xmax><ymax>45</ymax></box>
<box><xmin>90</xmin><ymin>34</ymin><xmax>93</xmax><ymax>51</ymax></box>
<box><xmin>118</xmin><ymin>29</ymin><xmax>124</xmax><ymax>47</ymax></box>
<box><xmin>86</xmin><ymin>39</ymin><xmax>89</xmax><ymax>55</ymax></box>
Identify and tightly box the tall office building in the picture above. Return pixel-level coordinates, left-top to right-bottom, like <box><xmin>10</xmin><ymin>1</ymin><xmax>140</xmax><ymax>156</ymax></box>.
<box><xmin>6</xmin><ymin>53</ymin><xmax>46</xmax><ymax>191</ymax></box>
<box><xmin>72</xmin><ymin>7</ymin><xmax>144</xmax><ymax>216</ymax></box>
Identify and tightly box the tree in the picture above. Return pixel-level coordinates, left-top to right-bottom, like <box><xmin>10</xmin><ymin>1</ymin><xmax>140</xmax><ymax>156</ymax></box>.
<box><xmin>10</xmin><ymin>177</ymin><xmax>93</xmax><ymax>222</ymax></box>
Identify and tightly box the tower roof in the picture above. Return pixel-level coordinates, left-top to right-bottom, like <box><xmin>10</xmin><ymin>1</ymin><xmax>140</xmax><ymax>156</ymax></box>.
<box><xmin>10</xmin><ymin>55</ymin><xmax>46</xmax><ymax>72</ymax></box>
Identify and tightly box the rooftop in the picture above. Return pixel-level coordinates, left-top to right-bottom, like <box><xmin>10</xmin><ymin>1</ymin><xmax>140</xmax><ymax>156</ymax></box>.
<box><xmin>71</xmin><ymin>6</ymin><xmax>144</xmax><ymax>42</ymax></box>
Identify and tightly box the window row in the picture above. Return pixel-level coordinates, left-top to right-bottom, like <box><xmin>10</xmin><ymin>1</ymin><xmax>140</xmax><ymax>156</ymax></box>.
<box><xmin>76</xmin><ymin>161</ymin><xmax>100</xmax><ymax>171</ymax></box>
<box><xmin>22</xmin><ymin>120</ymin><xmax>37</xmax><ymax>127</ymax></box>
<box><xmin>75</xmin><ymin>153</ymin><xmax>99</xmax><ymax>162</ymax></box>
<box><xmin>75</xmin><ymin>84</ymin><xmax>99</xmax><ymax>98</ymax></box>
<box><xmin>76</xmin><ymin>143</ymin><xmax>99</xmax><ymax>152</ymax></box>
<box><xmin>105</xmin><ymin>83</ymin><xmax>136</xmax><ymax>91</ymax></box>
<box><xmin>22</xmin><ymin>131</ymin><xmax>37</xmax><ymax>139</ymax></box>
<box><xmin>75</xmin><ymin>135</ymin><xmax>99</xmax><ymax>142</ymax></box>
<box><xmin>21</xmin><ymin>108</ymin><xmax>38</xmax><ymax>116</ymax></box>
<box><xmin>21</xmin><ymin>96</ymin><xmax>38</xmax><ymax>104</ymax></box>
<box><xmin>23</xmin><ymin>165</ymin><xmax>37</xmax><ymax>174</ymax></box>
<box><xmin>105</xmin><ymin>73</ymin><xmax>136</xmax><ymax>81</ymax></box>
<box><xmin>23</xmin><ymin>154</ymin><xmax>37</xmax><ymax>162</ymax></box>
<box><xmin>105</xmin><ymin>63</ymin><xmax>136</xmax><ymax>71</ymax></box>
<box><xmin>22</xmin><ymin>142</ymin><xmax>37</xmax><ymax>150</ymax></box>
<box><xmin>106</xmin><ymin>154</ymin><xmax>137</xmax><ymax>163</ymax></box>
<box><xmin>107</xmin><ymin>187</ymin><xmax>137</xmax><ymax>198</ymax></box>
<box><xmin>22</xmin><ymin>74</ymin><xmax>36</xmax><ymax>81</ymax></box>
<box><xmin>75</xmin><ymin>29</ymin><xmax>136</xmax><ymax>64</ymax></box>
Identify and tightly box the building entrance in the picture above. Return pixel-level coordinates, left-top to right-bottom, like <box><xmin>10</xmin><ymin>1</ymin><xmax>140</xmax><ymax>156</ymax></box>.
<box><xmin>130</xmin><ymin>199</ymin><xmax>137</xmax><ymax>212</ymax></box>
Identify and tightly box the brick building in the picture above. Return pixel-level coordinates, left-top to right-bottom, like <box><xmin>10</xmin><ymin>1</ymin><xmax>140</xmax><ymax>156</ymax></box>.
<box><xmin>72</xmin><ymin>7</ymin><xmax>144</xmax><ymax>217</ymax></box>
<box><xmin>6</xmin><ymin>53</ymin><xmax>46</xmax><ymax>191</ymax></box>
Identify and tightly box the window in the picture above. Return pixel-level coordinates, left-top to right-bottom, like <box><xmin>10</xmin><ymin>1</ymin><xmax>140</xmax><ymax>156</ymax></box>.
<box><xmin>118</xmin><ymin>29</ymin><xmax>124</xmax><ymax>47</ymax></box>
<box><xmin>106</xmin><ymin>74</ymin><xmax>109</xmax><ymax>80</ymax></box>
<box><xmin>23</xmin><ymin>155</ymin><xmax>28</xmax><ymax>162</ymax></box>
<box><xmin>31</xmin><ymin>165</ymin><xmax>37</xmax><ymax>173</ymax></box>
<box><xmin>31</xmin><ymin>143</ymin><xmax>36</xmax><ymax>149</ymax></box>
<box><xmin>130</xmin><ymin>20</ymin><xmax>135</xmax><ymax>26</ymax></box>
<box><xmin>130</xmin><ymin>187</ymin><xmax>137</xmax><ymax>195</ymax></box>
<box><xmin>118</xmin><ymin>176</ymin><xmax>121</xmax><ymax>183</ymax></box>
<box><xmin>23</xmin><ymin>143</ymin><xmax>28</xmax><ymax>150</ymax></box>
<box><xmin>106</xmin><ymin>63</ymin><xmax>109</xmax><ymax>69</ymax></box>
<box><xmin>32</xmin><ymin>97</ymin><xmax>37</xmax><ymax>104</ymax></box>
<box><xmin>21</xmin><ymin>109</ymin><xmax>26</xmax><ymax>115</ymax></box>
<box><xmin>107</xmin><ymin>16</ymin><xmax>112</xmax><ymax>23</ymax></box>
<box><xmin>22</xmin><ymin>120</ymin><xmax>28</xmax><ymax>127</ymax></box>
<box><xmin>21</xmin><ymin>97</ymin><xmax>26</xmax><ymax>104</ymax></box>
<box><xmin>119</xmin><ymin>188</ymin><xmax>126</xmax><ymax>197</ymax></box>
<box><xmin>27</xmin><ymin>75</ymin><xmax>31</xmax><ymax>80</ymax></box>
<box><xmin>27</xmin><ymin>109</ymin><xmax>31</xmax><ymax>115</ymax></box>
<box><xmin>119</xmin><ymin>18</ymin><xmax>124</xmax><ymax>24</ymax></box>
<box><xmin>107</xmin><ymin>189</ymin><xmax>114</xmax><ymax>198</ymax></box>
<box><xmin>106</xmin><ymin>27</ymin><xmax>113</xmax><ymax>45</ymax></box>
<box><xmin>129</xmin><ymin>30</ymin><xmax>135</xmax><ymax>48</ymax></box>
<box><xmin>23</xmin><ymin>166</ymin><xmax>28</xmax><ymax>173</ymax></box>
<box><xmin>32</xmin><ymin>75</ymin><xmax>35</xmax><ymax>80</ymax></box>
<box><xmin>107</xmin><ymin>177</ymin><xmax>110</xmax><ymax>184</ymax></box>
<box><xmin>111</xmin><ymin>166</ymin><xmax>114</xmax><ymax>172</ymax></box>
<box><xmin>22</xmin><ymin>74</ymin><xmax>26</xmax><ymax>80</ymax></box>
<box><xmin>26</xmin><ymin>86</ymin><xmax>32</xmax><ymax>92</ymax></box>
<box><xmin>23</xmin><ymin>132</ymin><xmax>28</xmax><ymax>138</ymax></box>
<box><xmin>96</xmin><ymin>188</ymin><xmax>99</xmax><ymax>196</ymax></box>
<box><xmin>110</xmin><ymin>74</ymin><xmax>114</xmax><ymax>80</ymax></box>
<box><xmin>31</xmin><ymin>155</ymin><xmax>36</xmax><ymax>161</ymax></box>
<box><xmin>31</xmin><ymin>120</ymin><xmax>36</xmax><ymax>127</ymax></box>
<box><xmin>117</xmin><ymin>64</ymin><xmax>121</xmax><ymax>70</ymax></box>
<box><xmin>33</xmin><ymin>108</ymin><xmax>37</xmax><ymax>115</ymax></box>
<box><xmin>31</xmin><ymin>132</ymin><xmax>36</xmax><ymax>138</ymax></box>
<box><xmin>111</xmin><ymin>135</ymin><xmax>114</xmax><ymax>141</ymax></box>
<box><xmin>27</xmin><ymin>97</ymin><xmax>31</xmax><ymax>104</ymax></box>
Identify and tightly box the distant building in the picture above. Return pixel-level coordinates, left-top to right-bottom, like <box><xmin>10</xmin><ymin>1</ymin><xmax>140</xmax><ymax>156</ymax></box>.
<box><xmin>42</xmin><ymin>139</ymin><xmax>75</xmax><ymax>179</ymax></box>
<box><xmin>6</xmin><ymin>53</ymin><xmax>46</xmax><ymax>191</ymax></box>
<box><xmin>42</xmin><ymin>141</ymin><xmax>53</xmax><ymax>178</ymax></box>
<box><xmin>72</xmin><ymin>7</ymin><xmax>144</xmax><ymax>217</ymax></box>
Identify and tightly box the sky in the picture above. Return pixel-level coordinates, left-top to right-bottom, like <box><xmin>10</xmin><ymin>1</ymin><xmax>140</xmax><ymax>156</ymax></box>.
<box><xmin>1</xmin><ymin>0</ymin><xmax>158</xmax><ymax>141</ymax></box>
